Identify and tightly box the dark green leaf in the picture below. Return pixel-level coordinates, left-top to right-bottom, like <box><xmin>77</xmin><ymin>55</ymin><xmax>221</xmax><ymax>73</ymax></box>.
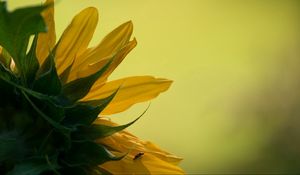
<box><xmin>7</xmin><ymin>156</ymin><xmax>59</xmax><ymax>175</ymax></box>
<box><xmin>0</xmin><ymin>132</ymin><xmax>27</xmax><ymax>162</ymax></box>
<box><xmin>0</xmin><ymin>2</ymin><xmax>48</xmax><ymax>78</ymax></box>
<box><xmin>0</xmin><ymin>61</ymin><xmax>16</xmax><ymax>82</ymax></box>
<box><xmin>62</xmin><ymin>60</ymin><xmax>112</xmax><ymax>102</ymax></box>
<box><xmin>21</xmin><ymin>91</ymin><xmax>71</xmax><ymax>135</ymax></box>
<box><xmin>63</xmin><ymin>141</ymin><xmax>122</xmax><ymax>167</ymax></box>
<box><xmin>59</xmin><ymin>166</ymin><xmax>88</xmax><ymax>175</ymax></box>
<box><xmin>0</xmin><ymin>63</ymin><xmax>17</xmax><ymax>103</ymax></box>
<box><xmin>41</xmin><ymin>100</ymin><xmax>65</xmax><ymax>123</ymax></box>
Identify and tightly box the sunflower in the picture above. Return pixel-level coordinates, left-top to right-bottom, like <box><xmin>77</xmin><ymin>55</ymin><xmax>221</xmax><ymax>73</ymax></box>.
<box><xmin>0</xmin><ymin>0</ymin><xmax>184</xmax><ymax>174</ymax></box>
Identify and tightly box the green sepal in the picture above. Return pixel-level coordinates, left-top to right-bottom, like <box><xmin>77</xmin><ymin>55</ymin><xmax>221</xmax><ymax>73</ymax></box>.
<box><xmin>62</xmin><ymin>60</ymin><xmax>112</xmax><ymax>102</ymax></box>
<box><xmin>0</xmin><ymin>2</ymin><xmax>47</xmax><ymax>79</ymax></box>
<box><xmin>63</xmin><ymin>104</ymin><xmax>102</xmax><ymax>128</ymax></box>
<box><xmin>39</xmin><ymin>99</ymin><xmax>65</xmax><ymax>123</ymax></box>
<box><xmin>63</xmin><ymin>90</ymin><xmax>118</xmax><ymax>127</ymax></box>
<box><xmin>59</xmin><ymin>59</ymin><xmax>74</xmax><ymax>85</ymax></box>
<box><xmin>7</xmin><ymin>156</ymin><xmax>60</xmax><ymax>175</ymax></box>
<box><xmin>21</xmin><ymin>91</ymin><xmax>71</xmax><ymax>135</ymax></box>
<box><xmin>72</xmin><ymin>94</ymin><xmax>147</xmax><ymax>141</ymax></box>
<box><xmin>73</xmin><ymin>114</ymin><xmax>142</xmax><ymax>141</ymax></box>
<box><xmin>62</xmin><ymin>141</ymin><xmax>123</xmax><ymax>167</ymax></box>
<box><xmin>33</xmin><ymin>47</ymin><xmax>61</xmax><ymax>96</ymax></box>
<box><xmin>22</xmin><ymin>35</ymin><xmax>40</xmax><ymax>86</ymax></box>
<box><xmin>40</xmin><ymin>131</ymin><xmax>73</xmax><ymax>158</ymax></box>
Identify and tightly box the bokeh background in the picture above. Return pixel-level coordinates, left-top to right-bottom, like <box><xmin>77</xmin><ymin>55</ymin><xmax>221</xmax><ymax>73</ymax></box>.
<box><xmin>9</xmin><ymin>0</ymin><xmax>300</xmax><ymax>173</ymax></box>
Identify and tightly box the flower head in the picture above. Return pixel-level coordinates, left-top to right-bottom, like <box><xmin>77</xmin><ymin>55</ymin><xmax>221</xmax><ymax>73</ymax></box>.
<box><xmin>0</xmin><ymin>0</ymin><xmax>184</xmax><ymax>174</ymax></box>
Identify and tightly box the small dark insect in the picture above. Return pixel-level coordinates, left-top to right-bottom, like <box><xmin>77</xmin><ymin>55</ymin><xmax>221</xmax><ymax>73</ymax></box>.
<box><xmin>133</xmin><ymin>152</ymin><xmax>144</xmax><ymax>160</ymax></box>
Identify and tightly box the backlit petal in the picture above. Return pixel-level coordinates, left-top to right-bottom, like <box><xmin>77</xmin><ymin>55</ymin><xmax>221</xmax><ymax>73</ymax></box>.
<box><xmin>55</xmin><ymin>7</ymin><xmax>98</xmax><ymax>74</ymax></box>
<box><xmin>66</xmin><ymin>21</ymin><xmax>134</xmax><ymax>82</ymax></box>
<box><xmin>36</xmin><ymin>0</ymin><xmax>56</xmax><ymax>65</ymax></box>
<box><xmin>81</xmin><ymin>76</ymin><xmax>172</xmax><ymax>115</ymax></box>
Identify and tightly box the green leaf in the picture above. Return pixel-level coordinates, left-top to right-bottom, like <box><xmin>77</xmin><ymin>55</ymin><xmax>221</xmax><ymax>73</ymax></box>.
<box><xmin>22</xmin><ymin>35</ymin><xmax>39</xmax><ymax>86</ymax></box>
<box><xmin>62</xmin><ymin>60</ymin><xmax>112</xmax><ymax>102</ymax></box>
<box><xmin>62</xmin><ymin>141</ymin><xmax>122</xmax><ymax>167</ymax></box>
<box><xmin>0</xmin><ymin>2</ymin><xmax>48</xmax><ymax>79</ymax></box>
<box><xmin>7</xmin><ymin>156</ymin><xmax>59</xmax><ymax>175</ymax></box>
<box><xmin>33</xmin><ymin>48</ymin><xmax>61</xmax><ymax>95</ymax></box>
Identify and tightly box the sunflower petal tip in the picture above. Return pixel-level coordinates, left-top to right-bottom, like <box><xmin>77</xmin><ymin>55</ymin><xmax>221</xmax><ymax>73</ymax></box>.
<box><xmin>131</xmin><ymin>37</ymin><xmax>138</xmax><ymax>46</ymax></box>
<box><xmin>83</xmin><ymin>7</ymin><xmax>99</xmax><ymax>17</ymax></box>
<box><xmin>124</xmin><ymin>20</ymin><xmax>134</xmax><ymax>29</ymax></box>
<box><xmin>158</xmin><ymin>77</ymin><xmax>174</xmax><ymax>84</ymax></box>
<box><xmin>86</xmin><ymin>6</ymin><xmax>98</xmax><ymax>11</ymax></box>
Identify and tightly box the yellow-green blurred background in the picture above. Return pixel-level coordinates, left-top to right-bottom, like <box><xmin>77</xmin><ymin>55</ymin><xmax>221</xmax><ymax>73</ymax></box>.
<box><xmin>9</xmin><ymin>0</ymin><xmax>300</xmax><ymax>173</ymax></box>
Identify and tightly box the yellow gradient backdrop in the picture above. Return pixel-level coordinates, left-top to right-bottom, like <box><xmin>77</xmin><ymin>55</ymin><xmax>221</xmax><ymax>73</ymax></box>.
<box><xmin>8</xmin><ymin>0</ymin><xmax>300</xmax><ymax>173</ymax></box>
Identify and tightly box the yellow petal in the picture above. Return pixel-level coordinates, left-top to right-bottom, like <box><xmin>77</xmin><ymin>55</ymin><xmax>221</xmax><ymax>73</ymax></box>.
<box><xmin>55</xmin><ymin>7</ymin><xmax>98</xmax><ymax>74</ymax></box>
<box><xmin>81</xmin><ymin>76</ymin><xmax>173</xmax><ymax>115</ymax></box>
<box><xmin>100</xmin><ymin>153</ymin><xmax>184</xmax><ymax>174</ymax></box>
<box><xmin>66</xmin><ymin>21</ymin><xmax>134</xmax><ymax>82</ymax></box>
<box><xmin>96</xmin><ymin>38</ymin><xmax>137</xmax><ymax>83</ymax></box>
<box><xmin>95</xmin><ymin>119</ymin><xmax>184</xmax><ymax>174</ymax></box>
<box><xmin>36</xmin><ymin>0</ymin><xmax>56</xmax><ymax>65</ymax></box>
<box><xmin>68</xmin><ymin>38</ymin><xmax>136</xmax><ymax>82</ymax></box>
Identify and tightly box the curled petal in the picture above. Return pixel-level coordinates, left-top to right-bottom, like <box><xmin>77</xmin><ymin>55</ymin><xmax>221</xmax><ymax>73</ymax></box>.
<box><xmin>67</xmin><ymin>21</ymin><xmax>134</xmax><ymax>83</ymax></box>
<box><xmin>71</xmin><ymin>21</ymin><xmax>133</xmax><ymax>72</ymax></box>
<box><xmin>95</xmin><ymin>119</ymin><xmax>184</xmax><ymax>174</ymax></box>
<box><xmin>100</xmin><ymin>153</ymin><xmax>184</xmax><ymax>175</ymax></box>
